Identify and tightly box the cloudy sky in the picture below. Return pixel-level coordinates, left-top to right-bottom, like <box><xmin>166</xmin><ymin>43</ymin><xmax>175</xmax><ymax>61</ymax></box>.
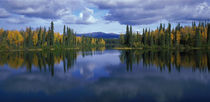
<box><xmin>0</xmin><ymin>0</ymin><xmax>210</xmax><ymax>34</ymax></box>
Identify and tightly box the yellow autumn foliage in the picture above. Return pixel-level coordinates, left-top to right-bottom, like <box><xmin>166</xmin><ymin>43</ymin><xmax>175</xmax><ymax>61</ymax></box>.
<box><xmin>91</xmin><ymin>38</ymin><xmax>96</xmax><ymax>45</ymax></box>
<box><xmin>33</xmin><ymin>32</ymin><xmax>38</xmax><ymax>46</ymax></box>
<box><xmin>0</xmin><ymin>28</ymin><xmax>4</xmax><ymax>36</ymax></box>
<box><xmin>7</xmin><ymin>30</ymin><xmax>24</xmax><ymax>46</ymax></box>
<box><xmin>176</xmin><ymin>31</ymin><xmax>181</xmax><ymax>44</ymax></box>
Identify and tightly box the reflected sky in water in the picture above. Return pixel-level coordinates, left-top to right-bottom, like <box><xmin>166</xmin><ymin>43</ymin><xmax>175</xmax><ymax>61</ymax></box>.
<box><xmin>0</xmin><ymin>50</ymin><xmax>210</xmax><ymax>102</ymax></box>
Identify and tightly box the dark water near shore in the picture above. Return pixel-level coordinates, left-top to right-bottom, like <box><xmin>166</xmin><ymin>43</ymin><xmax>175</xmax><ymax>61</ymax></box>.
<box><xmin>0</xmin><ymin>49</ymin><xmax>210</xmax><ymax>102</ymax></box>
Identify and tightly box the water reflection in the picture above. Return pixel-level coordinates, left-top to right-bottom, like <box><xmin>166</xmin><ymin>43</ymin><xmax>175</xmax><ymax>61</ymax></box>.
<box><xmin>120</xmin><ymin>50</ymin><xmax>210</xmax><ymax>72</ymax></box>
<box><xmin>0</xmin><ymin>49</ymin><xmax>106</xmax><ymax>76</ymax></box>
<box><xmin>0</xmin><ymin>50</ymin><xmax>210</xmax><ymax>74</ymax></box>
<box><xmin>0</xmin><ymin>50</ymin><xmax>210</xmax><ymax>102</ymax></box>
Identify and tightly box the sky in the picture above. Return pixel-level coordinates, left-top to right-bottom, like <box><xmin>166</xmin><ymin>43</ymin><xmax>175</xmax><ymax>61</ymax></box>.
<box><xmin>0</xmin><ymin>0</ymin><xmax>210</xmax><ymax>34</ymax></box>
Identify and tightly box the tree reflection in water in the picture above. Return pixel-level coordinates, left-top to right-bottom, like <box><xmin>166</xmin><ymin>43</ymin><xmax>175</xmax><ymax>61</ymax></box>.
<box><xmin>120</xmin><ymin>50</ymin><xmax>210</xmax><ymax>72</ymax></box>
<box><xmin>0</xmin><ymin>48</ymin><xmax>105</xmax><ymax>76</ymax></box>
<box><xmin>0</xmin><ymin>49</ymin><xmax>209</xmax><ymax>75</ymax></box>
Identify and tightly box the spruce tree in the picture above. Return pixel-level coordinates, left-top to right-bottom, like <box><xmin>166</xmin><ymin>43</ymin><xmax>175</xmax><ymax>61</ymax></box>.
<box><xmin>47</xmin><ymin>27</ymin><xmax>51</xmax><ymax>46</ymax></box>
<box><xmin>125</xmin><ymin>25</ymin><xmax>129</xmax><ymax>46</ymax></box>
<box><xmin>195</xmin><ymin>28</ymin><xmax>201</xmax><ymax>47</ymax></box>
<box><xmin>150</xmin><ymin>32</ymin><xmax>153</xmax><ymax>47</ymax></box>
<box><xmin>129</xmin><ymin>25</ymin><xmax>132</xmax><ymax>47</ymax></box>
<box><xmin>207</xmin><ymin>23</ymin><xmax>210</xmax><ymax>45</ymax></box>
<box><xmin>143</xmin><ymin>28</ymin><xmax>147</xmax><ymax>46</ymax></box>
<box><xmin>136</xmin><ymin>31</ymin><xmax>141</xmax><ymax>44</ymax></box>
<box><xmin>120</xmin><ymin>34</ymin><xmax>124</xmax><ymax>45</ymax></box>
<box><xmin>63</xmin><ymin>25</ymin><xmax>66</xmax><ymax>46</ymax></box>
<box><xmin>28</xmin><ymin>27</ymin><xmax>32</xmax><ymax>48</ymax></box>
<box><xmin>37</xmin><ymin>27</ymin><xmax>42</xmax><ymax>47</ymax></box>
<box><xmin>165</xmin><ymin>29</ymin><xmax>169</xmax><ymax>47</ymax></box>
<box><xmin>161</xmin><ymin>33</ymin><xmax>165</xmax><ymax>47</ymax></box>
<box><xmin>168</xmin><ymin>23</ymin><xmax>171</xmax><ymax>47</ymax></box>
<box><xmin>50</xmin><ymin>21</ymin><xmax>54</xmax><ymax>46</ymax></box>
<box><xmin>42</xmin><ymin>27</ymin><xmax>46</xmax><ymax>46</ymax></box>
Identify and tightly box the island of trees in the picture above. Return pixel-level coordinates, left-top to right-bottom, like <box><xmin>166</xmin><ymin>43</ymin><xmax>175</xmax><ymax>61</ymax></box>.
<box><xmin>119</xmin><ymin>22</ymin><xmax>210</xmax><ymax>49</ymax></box>
<box><xmin>0</xmin><ymin>21</ymin><xmax>105</xmax><ymax>51</ymax></box>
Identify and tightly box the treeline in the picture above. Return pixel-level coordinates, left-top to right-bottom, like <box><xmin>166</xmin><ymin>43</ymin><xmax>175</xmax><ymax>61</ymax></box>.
<box><xmin>120</xmin><ymin>22</ymin><xmax>210</xmax><ymax>48</ymax></box>
<box><xmin>0</xmin><ymin>21</ymin><xmax>105</xmax><ymax>50</ymax></box>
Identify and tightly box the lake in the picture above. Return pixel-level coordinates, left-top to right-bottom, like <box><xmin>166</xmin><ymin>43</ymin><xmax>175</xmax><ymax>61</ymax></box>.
<box><xmin>0</xmin><ymin>49</ymin><xmax>210</xmax><ymax>102</ymax></box>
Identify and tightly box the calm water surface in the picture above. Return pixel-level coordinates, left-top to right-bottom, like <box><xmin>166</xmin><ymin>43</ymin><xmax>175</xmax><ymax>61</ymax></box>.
<box><xmin>0</xmin><ymin>50</ymin><xmax>210</xmax><ymax>102</ymax></box>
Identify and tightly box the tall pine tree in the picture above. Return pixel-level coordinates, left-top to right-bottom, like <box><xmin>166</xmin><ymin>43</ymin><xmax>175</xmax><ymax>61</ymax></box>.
<box><xmin>207</xmin><ymin>23</ymin><xmax>210</xmax><ymax>45</ymax></box>
<box><xmin>168</xmin><ymin>23</ymin><xmax>171</xmax><ymax>47</ymax></box>
<box><xmin>125</xmin><ymin>25</ymin><xmax>129</xmax><ymax>46</ymax></box>
<box><xmin>195</xmin><ymin>28</ymin><xmax>201</xmax><ymax>47</ymax></box>
<box><xmin>129</xmin><ymin>25</ymin><xmax>133</xmax><ymax>47</ymax></box>
<box><xmin>37</xmin><ymin>27</ymin><xmax>42</xmax><ymax>47</ymax></box>
<box><xmin>50</xmin><ymin>21</ymin><xmax>54</xmax><ymax>46</ymax></box>
<box><xmin>42</xmin><ymin>27</ymin><xmax>46</xmax><ymax>46</ymax></box>
<box><xmin>28</xmin><ymin>27</ymin><xmax>33</xmax><ymax>48</ymax></box>
<box><xmin>63</xmin><ymin>25</ymin><xmax>66</xmax><ymax>46</ymax></box>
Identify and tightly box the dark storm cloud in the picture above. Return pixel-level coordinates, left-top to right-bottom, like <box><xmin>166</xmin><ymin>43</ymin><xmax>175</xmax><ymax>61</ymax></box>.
<box><xmin>90</xmin><ymin>0</ymin><xmax>210</xmax><ymax>25</ymax></box>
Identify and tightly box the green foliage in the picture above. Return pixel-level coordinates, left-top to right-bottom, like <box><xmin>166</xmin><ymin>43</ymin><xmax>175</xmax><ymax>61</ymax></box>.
<box><xmin>195</xmin><ymin>28</ymin><xmax>201</xmax><ymax>47</ymax></box>
<box><xmin>50</xmin><ymin>21</ymin><xmax>54</xmax><ymax>46</ymax></box>
<box><xmin>0</xmin><ymin>21</ymin><xmax>106</xmax><ymax>50</ymax></box>
<box><xmin>63</xmin><ymin>25</ymin><xmax>66</xmax><ymax>46</ymax></box>
<box><xmin>207</xmin><ymin>23</ymin><xmax>210</xmax><ymax>45</ymax></box>
<box><xmin>120</xmin><ymin>22</ymin><xmax>209</xmax><ymax>49</ymax></box>
<box><xmin>37</xmin><ymin>27</ymin><xmax>42</xmax><ymax>47</ymax></box>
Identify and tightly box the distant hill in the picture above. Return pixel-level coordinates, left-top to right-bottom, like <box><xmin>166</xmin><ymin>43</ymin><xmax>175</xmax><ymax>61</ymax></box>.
<box><xmin>76</xmin><ymin>32</ymin><xmax>120</xmax><ymax>39</ymax></box>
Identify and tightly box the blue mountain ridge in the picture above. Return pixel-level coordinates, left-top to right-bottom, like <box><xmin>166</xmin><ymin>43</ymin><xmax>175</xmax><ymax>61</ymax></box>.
<box><xmin>76</xmin><ymin>32</ymin><xmax>120</xmax><ymax>39</ymax></box>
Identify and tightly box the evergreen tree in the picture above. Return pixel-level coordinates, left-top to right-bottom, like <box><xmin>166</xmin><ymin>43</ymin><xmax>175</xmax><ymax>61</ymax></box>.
<box><xmin>159</xmin><ymin>23</ymin><xmax>163</xmax><ymax>31</ymax></box>
<box><xmin>47</xmin><ymin>27</ymin><xmax>51</xmax><ymax>46</ymax></box>
<box><xmin>28</xmin><ymin>27</ymin><xmax>33</xmax><ymax>48</ymax></box>
<box><xmin>120</xmin><ymin>34</ymin><xmax>124</xmax><ymax>45</ymax></box>
<box><xmin>207</xmin><ymin>23</ymin><xmax>210</xmax><ymax>45</ymax></box>
<box><xmin>150</xmin><ymin>32</ymin><xmax>153</xmax><ymax>46</ymax></box>
<box><xmin>67</xmin><ymin>27</ymin><xmax>71</xmax><ymax>46</ymax></box>
<box><xmin>129</xmin><ymin>25</ymin><xmax>133</xmax><ymax>47</ymax></box>
<box><xmin>63</xmin><ymin>25</ymin><xmax>66</xmax><ymax>46</ymax></box>
<box><xmin>42</xmin><ymin>27</ymin><xmax>46</xmax><ymax>46</ymax></box>
<box><xmin>125</xmin><ymin>25</ymin><xmax>129</xmax><ymax>46</ymax></box>
<box><xmin>37</xmin><ymin>27</ymin><xmax>42</xmax><ymax>46</ymax></box>
<box><xmin>161</xmin><ymin>33</ymin><xmax>165</xmax><ymax>47</ymax></box>
<box><xmin>174</xmin><ymin>23</ymin><xmax>181</xmax><ymax>46</ymax></box>
<box><xmin>50</xmin><ymin>21</ymin><xmax>54</xmax><ymax>46</ymax></box>
<box><xmin>168</xmin><ymin>23</ymin><xmax>171</xmax><ymax>46</ymax></box>
<box><xmin>195</xmin><ymin>28</ymin><xmax>201</xmax><ymax>47</ymax></box>
<box><xmin>136</xmin><ymin>31</ymin><xmax>141</xmax><ymax>43</ymax></box>
<box><xmin>143</xmin><ymin>28</ymin><xmax>147</xmax><ymax>46</ymax></box>
<box><xmin>165</xmin><ymin>23</ymin><xmax>171</xmax><ymax>47</ymax></box>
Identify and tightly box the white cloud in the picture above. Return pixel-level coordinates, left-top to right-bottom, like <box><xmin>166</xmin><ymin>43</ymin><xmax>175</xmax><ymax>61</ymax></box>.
<box><xmin>0</xmin><ymin>8</ymin><xmax>10</xmax><ymax>18</ymax></box>
<box><xmin>62</xmin><ymin>8</ymin><xmax>97</xmax><ymax>24</ymax></box>
<box><xmin>0</xmin><ymin>0</ymin><xmax>97</xmax><ymax>25</ymax></box>
<box><xmin>90</xmin><ymin>0</ymin><xmax>210</xmax><ymax>25</ymax></box>
<box><xmin>6</xmin><ymin>15</ymin><xmax>32</xmax><ymax>24</ymax></box>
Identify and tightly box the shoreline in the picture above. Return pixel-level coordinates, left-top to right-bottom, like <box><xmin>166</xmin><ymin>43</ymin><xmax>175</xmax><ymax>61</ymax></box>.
<box><xmin>0</xmin><ymin>46</ymin><xmax>209</xmax><ymax>52</ymax></box>
<box><xmin>113</xmin><ymin>47</ymin><xmax>210</xmax><ymax>50</ymax></box>
<box><xmin>0</xmin><ymin>48</ymin><xmax>80</xmax><ymax>52</ymax></box>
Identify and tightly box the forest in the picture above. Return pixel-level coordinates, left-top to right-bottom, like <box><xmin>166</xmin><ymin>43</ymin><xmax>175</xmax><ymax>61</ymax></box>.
<box><xmin>0</xmin><ymin>21</ymin><xmax>210</xmax><ymax>50</ymax></box>
<box><xmin>120</xmin><ymin>22</ymin><xmax>210</xmax><ymax>49</ymax></box>
<box><xmin>0</xmin><ymin>21</ymin><xmax>105</xmax><ymax>51</ymax></box>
